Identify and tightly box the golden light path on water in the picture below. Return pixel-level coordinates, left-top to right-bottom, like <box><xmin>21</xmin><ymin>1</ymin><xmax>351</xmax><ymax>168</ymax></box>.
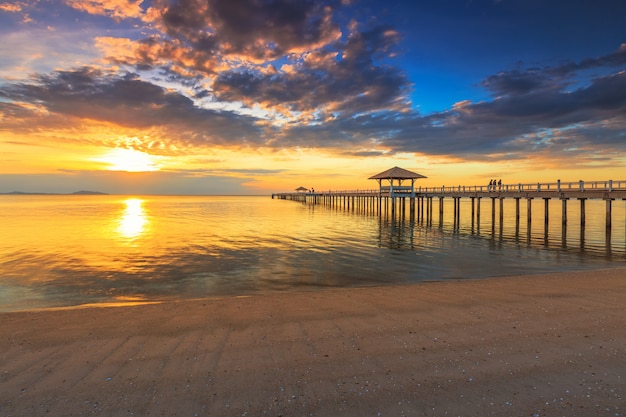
<box><xmin>0</xmin><ymin>195</ymin><xmax>624</xmax><ymax>312</ymax></box>
<box><xmin>117</xmin><ymin>198</ymin><xmax>149</xmax><ymax>240</ymax></box>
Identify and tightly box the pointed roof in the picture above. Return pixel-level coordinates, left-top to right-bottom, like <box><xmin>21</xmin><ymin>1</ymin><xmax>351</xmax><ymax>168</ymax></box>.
<box><xmin>295</xmin><ymin>186</ymin><xmax>308</xmax><ymax>192</ymax></box>
<box><xmin>368</xmin><ymin>166</ymin><xmax>427</xmax><ymax>180</ymax></box>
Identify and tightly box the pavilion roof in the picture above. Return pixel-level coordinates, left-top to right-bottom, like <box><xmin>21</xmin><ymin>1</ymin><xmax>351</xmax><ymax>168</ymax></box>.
<box><xmin>368</xmin><ymin>166</ymin><xmax>427</xmax><ymax>180</ymax></box>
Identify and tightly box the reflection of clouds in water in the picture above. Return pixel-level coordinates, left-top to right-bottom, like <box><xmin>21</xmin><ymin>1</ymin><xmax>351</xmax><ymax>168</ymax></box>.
<box><xmin>118</xmin><ymin>198</ymin><xmax>148</xmax><ymax>239</ymax></box>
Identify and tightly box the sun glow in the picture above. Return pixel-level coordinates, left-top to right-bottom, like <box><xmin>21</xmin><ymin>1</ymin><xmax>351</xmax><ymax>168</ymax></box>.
<box><xmin>97</xmin><ymin>148</ymin><xmax>160</xmax><ymax>172</ymax></box>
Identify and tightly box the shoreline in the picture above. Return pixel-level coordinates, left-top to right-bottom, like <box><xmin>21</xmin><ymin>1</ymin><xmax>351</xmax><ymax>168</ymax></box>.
<box><xmin>5</xmin><ymin>264</ymin><xmax>626</xmax><ymax>314</ymax></box>
<box><xmin>2</xmin><ymin>268</ymin><xmax>625</xmax><ymax>416</ymax></box>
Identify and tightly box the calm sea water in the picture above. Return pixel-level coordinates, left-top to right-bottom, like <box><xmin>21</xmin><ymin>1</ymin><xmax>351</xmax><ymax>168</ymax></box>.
<box><xmin>1</xmin><ymin>195</ymin><xmax>624</xmax><ymax>312</ymax></box>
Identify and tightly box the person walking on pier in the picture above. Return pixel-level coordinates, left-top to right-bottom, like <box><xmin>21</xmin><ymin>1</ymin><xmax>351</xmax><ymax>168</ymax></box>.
<box><xmin>498</xmin><ymin>179</ymin><xmax>502</xmax><ymax>191</ymax></box>
<box><xmin>488</xmin><ymin>179</ymin><xmax>493</xmax><ymax>192</ymax></box>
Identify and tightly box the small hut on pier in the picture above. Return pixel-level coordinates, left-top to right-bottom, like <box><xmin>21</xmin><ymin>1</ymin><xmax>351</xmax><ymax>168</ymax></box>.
<box><xmin>295</xmin><ymin>186</ymin><xmax>309</xmax><ymax>193</ymax></box>
<box><xmin>369</xmin><ymin>166</ymin><xmax>427</xmax><ymax>198</ymax></box>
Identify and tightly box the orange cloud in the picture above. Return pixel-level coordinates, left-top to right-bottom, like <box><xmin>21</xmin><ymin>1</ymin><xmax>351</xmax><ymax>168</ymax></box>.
<box><xmin>65</xmin><ymin>0</ymin><xmax>145</xmax><ymax>21</ymax></box>
<box><xmin>0</xmin><ymin>2</ymin><xmax>23</xmax><ymax>12</ymax></box>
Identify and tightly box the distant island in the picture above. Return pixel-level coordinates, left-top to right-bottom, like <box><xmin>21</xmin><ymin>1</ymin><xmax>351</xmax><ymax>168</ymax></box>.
<box><xmin>0</xmin><ymin>190</ymin><xmax>108</xmax><ymax>195</ymax></box>
<box><xmin>71</xmin><ymin>191</ymin><xmax>109</xmax><ymax>195</ymax></box>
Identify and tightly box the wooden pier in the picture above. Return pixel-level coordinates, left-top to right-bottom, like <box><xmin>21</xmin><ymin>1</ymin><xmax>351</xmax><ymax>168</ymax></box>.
<box><xmin>272</xmin><ymin>179</ymin><xmax>626</xmax><ymax>232</ymax></box>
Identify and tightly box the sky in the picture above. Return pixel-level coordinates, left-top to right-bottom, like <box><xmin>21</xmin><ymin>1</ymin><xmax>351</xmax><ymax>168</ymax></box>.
<box><xmin>0</xmin><ymin>0</ymin><xmax>625</xmax><ymax>195</ymax></box>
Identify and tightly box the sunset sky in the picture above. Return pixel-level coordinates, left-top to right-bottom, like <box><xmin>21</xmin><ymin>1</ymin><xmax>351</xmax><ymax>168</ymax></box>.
<box><xmin>1</xmin><ymin>0</ymin><xmax>625</xmax><ymax>195</ymax></box>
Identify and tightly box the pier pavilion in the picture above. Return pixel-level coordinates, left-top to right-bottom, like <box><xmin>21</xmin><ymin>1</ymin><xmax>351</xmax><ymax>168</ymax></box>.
<box><xmin>368</xmin><ymin>166</ymin><xmax>427</xmax><ymax>217</ymax></box>
<box><xmin>368</xmin><ymin>166</ymin><xmax>427</xmax><ymax>198</ymax></box>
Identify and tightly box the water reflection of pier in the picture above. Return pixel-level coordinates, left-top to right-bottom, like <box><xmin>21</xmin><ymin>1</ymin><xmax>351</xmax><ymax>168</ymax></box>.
<box><xmin>273</xmin><ymin>177</ymin><xmax>626</xmax><ymax>252</ymax></box>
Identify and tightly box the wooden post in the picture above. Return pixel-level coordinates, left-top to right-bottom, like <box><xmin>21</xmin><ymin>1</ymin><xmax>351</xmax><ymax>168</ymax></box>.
<box><xmin>606</xmin><ymin>198</ymin><xmax>613</xmax><ymax>229</ymax></box>
<box><xmin>579</xmin><ymin>198</ymin><xmax>586</xmax><ymax>227</ymax></box>
<box><xmin>417</xmin><ymin>196</ymin><xmax>421</xmax><ymax>222</ymax></box>
<box><xmin>527</xmin><ymin>198</ymin><xmax>533</xmax><ymax>225</ymax></box>
<box><xmin>561</xmin><ymin>198</ymin><xmax>568</xmax><ymax>225</ymax></box>
<box><xmin>515</xmin><ymin>197</ymin><xmax>520</xmax><ymax>226</ymax></box>
<box><xmin>435</xmin><ymin>197</ymin><xmax>440</xmax><ymax>221</ymax></box>
<box><xmin>452</xmin><ymin>197</ymin><xmax>456</xmax><ymax>223</ymax></box>
<box><xmin>544</xmin><ymin>198</ymin><xmax>550</xmax><ymax>226</ymax></box>
<box><xmin>428</xmin><ymin>197</ymin><xmax>432</xmax><ymax>224</ymax></box>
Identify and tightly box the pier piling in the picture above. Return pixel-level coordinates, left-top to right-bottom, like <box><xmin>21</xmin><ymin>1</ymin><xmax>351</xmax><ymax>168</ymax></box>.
<box><xmin>273</xmin><ymin>179</ymin><xmax>626</xmax><ymax>241</ymax></box>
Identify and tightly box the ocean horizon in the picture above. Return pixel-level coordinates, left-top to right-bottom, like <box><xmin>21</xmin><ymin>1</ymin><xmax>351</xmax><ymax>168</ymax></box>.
<box><xmin>1</xmin><ymin>194</ymin><xmax>624</xmax><ymax>312</ymax></box>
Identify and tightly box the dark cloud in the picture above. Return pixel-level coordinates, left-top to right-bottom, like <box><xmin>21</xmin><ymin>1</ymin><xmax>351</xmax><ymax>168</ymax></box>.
<box><xmin>480</xmin><ymin>68</ymin><xmax>561</xmax><ymax>97</ymax></box>
<box><xmin>478</xmin><ymin>66</ymin><xmax>626</xmax><ymax>124</ymax></box>
<box><xmin>482</xmin><ymin>44</ymin><xmax>626</xmax><ymax>97</ymax></box>
<box><xmin>152</xmin><ymin>0</ymin><xmax>341</xmax><ymax>62</ymax></box>
<box><xmin>341</xmin><ymin>150</ymin><xmax>388</xmax><ymax>157</ymax></box>
<box><xmin>575</xmin><ymin>71</ymin><xmax>626</xmax><ymax>110</ymax></box>
<box><xmin>264</xmin><ymin>45</ymin><xmax>626</xmax><ymax>167</ymax></box>
<box><xmin>382</xmin><ymin>69</ymin><xmax>626</xmax><ymax>159</ymax></box>
<box><xmin>0</xmin><ymin>67</ymin><xmax>264</xmax><ymax>149</ymax></box>
<box><xmin>213</xmin><ymin>25</ymin><xmax>409</xmax><ymax>117</ymax></box>
<box><xmin>3</xmin><ymin>51</ymin><xmax>625</xmax><ymax>167</ymax></box>
<box><xmin>552</xmin><ymin>43</ymin><xmax>626</xmax><ymax>76</ymax></box>
<box><xmin>99</xmin><ymin>1</ymin><xmax>411</xmax><ymax>124</ymax></box>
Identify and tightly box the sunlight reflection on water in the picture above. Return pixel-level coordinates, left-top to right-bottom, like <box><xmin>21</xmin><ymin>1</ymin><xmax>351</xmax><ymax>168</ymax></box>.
<box><xmin>0</xmin><ymin>195</ymin><xmax>624</xmax><ymax>312</ymax></box>
<box><xmin>117</xmin><ymin>198</ymin><xmax>149</xmax><ymax>240</ymax></box>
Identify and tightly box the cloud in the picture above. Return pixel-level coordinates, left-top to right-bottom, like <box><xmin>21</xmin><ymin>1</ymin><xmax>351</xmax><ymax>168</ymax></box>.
<box><xmin>64</xmin><ymin>0</ymin><xmax>145</xmax><ymax>21</ymax></box>
<box><xmin>0</xmin><ymin>170</ymin><xmax>261</xmax><ymax>194</ymax></box>
<box><xmin>93</xmin><ymin>0</ymin><xmax>342</xmax><ymax>78</ymax></box>
<box><xmin>74</xmin><ymin>2</ymin><xmax>414</xmax><ymax>148</ymax></box>
<box><xmin>0</xmin><ymin>2</ymin><xmax>25</xmax><ymax>13</ymax></box>
<box><xmin>212</xmin><ymin>24</ymin><xmax>409</xmax><ymax>121</ymax></box>
<box><xmin>381</xmin><ymin>65</ymin><xmax>626</xmax><ymax>163</ymax></box>
<box><xmin>552</xmin><ymin>43</ymin><xmax>626</xmax><ymax>76</ymax></box>
<box><xmin>481</xmin><ymin>44</ymin><xmax>626</xmax><ymax>97</ymax></box>
<box><xmin>0</xmin><ymin>67</ymin><xmax>264</xmax><ymax>151</ymax></box>
<box><xmin>2</xmin><ymin>48</ymin><xmax>625</xmax><ymax>170</ymax></box>
<box><xmin>480</xmin><ymin>68</ymin><xmax>559</xmax><ymax>97</ymax></box>
<box><xmin>262</xmin><ymin>45</ymin><xmax>626</xmax><ymax>169</ymax></box>
<box><xmin>2</xmin><ymin>1</ymin><xmax>625</xmax><ymax>173</ymax></box>
<box><xmin>156</xmin><ymin>0</ymin><xmax>342</xmax><ymax>61</ymax></box>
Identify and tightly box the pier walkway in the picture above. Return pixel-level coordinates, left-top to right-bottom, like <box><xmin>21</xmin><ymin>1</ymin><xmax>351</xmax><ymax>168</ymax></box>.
<box><xmin>272</xmin><ymin>179</ymin><xmax>626</xmax><ymax>230</ymax></box>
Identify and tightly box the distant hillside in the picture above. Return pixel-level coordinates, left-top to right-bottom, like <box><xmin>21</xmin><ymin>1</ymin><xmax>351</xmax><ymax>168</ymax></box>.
<box><xmin>71</xmin><ymin>190</ymin><xmax>108</xmax><ymax>195</ymax></box>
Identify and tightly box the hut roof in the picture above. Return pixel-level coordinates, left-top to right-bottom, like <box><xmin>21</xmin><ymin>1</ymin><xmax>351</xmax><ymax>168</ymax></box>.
<box><xmin>368</xmin><ymin>166</ymin><xmax>427</xmax><ymax>180</ymax></box>
<box><xmin>295</xmin><ymin>186</ymin><xmax>309</xmax><ymax>192</ymax></box>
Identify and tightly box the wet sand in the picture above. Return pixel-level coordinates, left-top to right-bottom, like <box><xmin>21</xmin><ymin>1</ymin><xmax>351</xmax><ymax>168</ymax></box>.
<box><xmin>1</xmin><ymin>268</ymin><xmax>625</xmax><ymax>417</ymax></box>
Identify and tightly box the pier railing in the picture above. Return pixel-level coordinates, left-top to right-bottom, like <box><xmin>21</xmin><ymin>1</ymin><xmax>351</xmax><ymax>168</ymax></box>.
<box><xmin>276</xmin><ymin>180</ymin><xmax>626</xmax><ymax>197</ymax></box>
<box><xmin>417</xmin><ymin>180</ymin><xmax>626</xmax><ymax>194</ymax></box>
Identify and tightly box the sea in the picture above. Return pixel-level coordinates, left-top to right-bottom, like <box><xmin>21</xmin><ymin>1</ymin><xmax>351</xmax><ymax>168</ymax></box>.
<box><xmin>1</xmin><ymin>194</ymin><xmax>624</xmax><ymax>312</ymax></box>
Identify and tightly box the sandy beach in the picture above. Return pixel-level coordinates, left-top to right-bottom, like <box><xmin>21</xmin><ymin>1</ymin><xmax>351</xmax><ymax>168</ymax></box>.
<box><xmin>1</xmin><ymin>268</ymin><xmax>625</xmax><ymax>417</ymax></box>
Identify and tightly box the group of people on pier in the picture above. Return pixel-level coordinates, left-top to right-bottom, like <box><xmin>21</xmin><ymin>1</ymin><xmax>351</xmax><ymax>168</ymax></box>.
<box><xmin>488</xmin><ymin>179</ymin><xmax>502</xmax><ymax>192</ymax></box>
